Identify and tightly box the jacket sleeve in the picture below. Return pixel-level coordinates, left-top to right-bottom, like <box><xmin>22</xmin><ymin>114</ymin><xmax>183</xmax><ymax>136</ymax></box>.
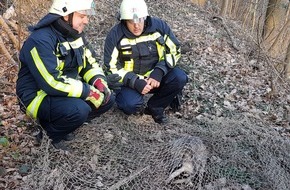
<box><xmin>154</xmin><ymin>18</ymin><xmax>181</xmax><ymax>76</ymax></box>
<box><xmin>21</xmin><ymin>35</ymin><xmax>90</xmax><ymax>99</ymax></box>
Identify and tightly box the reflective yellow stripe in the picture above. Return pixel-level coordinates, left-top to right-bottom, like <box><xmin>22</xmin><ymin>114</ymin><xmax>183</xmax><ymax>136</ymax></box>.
<box><xmin>26</xmin><ymin>90</ymin><xmax>47</xmax><ymax>119</ymax></box>
<box><xmin>83</xmin><ymin>48</ymin><xmax>105</xmax><ymax>82</ymax></box>
<box><xmin>56</xmin><ymin>59</ymin><xmax>65</xmax><ymax>73</ymax></box>
<box><xmin>156</xmin><ymin>42</ymin><xmax>165</xmax><ymax>61</ymax></box>
<box><xmin>116</xmin><ymin>68</ymin><xmax>129</xmax><ymax>82</ymax></box>
<box><xmin>83</xmin><ymin>69</ymin><xmax>105</xmax><ymax>82</ymax></box>
<box><xmin>138</xmin><ymin>70</ymin><xmax>152</xmax><ymax>79</ymax></box>
<box><xmin>30</xmin><ymin>47</ymin><xmax>83</xmax><ymax>97</ymax></box>
<box><xmin>78</xmin><ymin>65</ymin><xmax>83</xmax><ymax>73</ymax></box>
<box><xmin>124</xmin><ymin>59</ymin><xmax>134</xmax><ymax>71</ymax></box>
<box><xmin>84</xmin><ymin>48</ymin><xmax>97</xmax><ymax>67</ymax></box>
<box><xmin>109</xmin><ymin>32</ymin><xmax>180</xmax><ymax>80</ymax></box>
<box><xmin>109</xmin><ymin>47</ymin><xmax>119</xmax><ymax>73</ymax></box>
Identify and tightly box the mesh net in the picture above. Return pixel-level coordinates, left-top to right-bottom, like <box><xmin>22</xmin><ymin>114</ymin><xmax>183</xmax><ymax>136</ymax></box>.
<box><xmin>21</xmin><ymin>110</ymin><xmax>290</xmax><ymax>190</ymax></box>
<box><xmin>9</xmin><ymin>0</ymin><xmax>290</xmax><ymax>189</ymax></box>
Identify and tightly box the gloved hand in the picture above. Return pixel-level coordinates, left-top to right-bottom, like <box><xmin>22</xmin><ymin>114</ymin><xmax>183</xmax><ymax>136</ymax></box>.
<box><xmin>93</xmin><ymin>78</ymin><xmax>111</xmax><ymax>104</ymax></box>
<box><xmin>107</xmin><ymin>73</ymin><xmax>122</xmax><ymax>90</ymax></box>
<box><xmin>86</xmin><ymin>86</ymin><xmax>104</xmax><ymax>108</ymax></box>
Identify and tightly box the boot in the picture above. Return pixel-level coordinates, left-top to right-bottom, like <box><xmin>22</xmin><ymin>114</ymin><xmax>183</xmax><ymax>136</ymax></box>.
<box><xmin>51</xmin><ymin>133</ymin><xmax>74</xmax><ymax>151</ymax></box>
<box><xmin>170</xmin><ymin>92</ymin><xmax>183</xmax><ymax>112</ymax></box>
<box><xmin>144</xmin><ymin>107</ymin><xmax>168</xmax><ymax>124</ymax></box>
<box><xmin>63</xmin><ymin>133</ymin><xmax>75</xmax><ymax>141</ymax></box>
<box><xmin>52</xmin><ymin>140</ymin><xmax>70</xmax><ymax>151</ymax></box>
<box><xmin>36</xmin><ymin>130</ymin><xmax>75</xmax><ymax>143</ymax></box>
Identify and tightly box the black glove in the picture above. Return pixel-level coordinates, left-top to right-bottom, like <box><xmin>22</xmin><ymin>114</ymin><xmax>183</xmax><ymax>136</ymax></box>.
<box><xmin>107</xmin><ymin>74</ymin><xmax>122</xmax><ymax>90</ymax></box>
<box><xmin>134</xmin><ymin>79</ymin><xmax>147</xmax><ymax>94</ymax></box>
<box><xmin>170</xmin><ymin>92</ymin><xmax>183</xmax><ymax>112</ymax></box>
<box><xmin>149</xmin><ymin>68</ymin><xmax>164</xmax><ymax>82</ymax></box>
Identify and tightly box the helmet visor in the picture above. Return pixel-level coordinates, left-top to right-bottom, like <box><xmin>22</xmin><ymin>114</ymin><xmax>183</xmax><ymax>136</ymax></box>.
<box><xmin>131</xmin><ymin>14</ymin><xmax>146</xmax><ymax>24</ymax></box>
<box><xmin>77</xmin><ymin>9</ymin><xmax>96</xmax><ymax>16</ymax></box>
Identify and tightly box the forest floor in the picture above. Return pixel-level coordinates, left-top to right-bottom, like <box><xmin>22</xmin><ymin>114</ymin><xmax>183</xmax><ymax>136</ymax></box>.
<box><xmin>1</xmin><ymin>0</ymin><xmax>290</xmax><ymax>189</ymax></box>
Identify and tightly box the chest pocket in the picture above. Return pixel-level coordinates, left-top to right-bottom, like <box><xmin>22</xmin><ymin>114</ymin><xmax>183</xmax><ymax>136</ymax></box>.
<box><xmin>135</xmin><ymin>41</ymin><xmax>158</xmax><ymax>60</ymax></box>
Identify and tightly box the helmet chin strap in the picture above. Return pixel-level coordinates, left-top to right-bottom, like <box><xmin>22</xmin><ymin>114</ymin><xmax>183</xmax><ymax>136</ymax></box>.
<box><xmin>53</xmin><ymin>17</ymin><xmax>80</xmax><ymax>38</ymax></box>
<box><xmin>68</xmin><ymin>13</ymin><xmax>74</xmax><ymax>27</ymax></box>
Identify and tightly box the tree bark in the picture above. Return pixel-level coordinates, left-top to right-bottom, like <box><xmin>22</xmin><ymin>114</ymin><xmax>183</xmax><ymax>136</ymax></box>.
<box><xmin>220</xmin><ymin>0</ymin><xmax>229</xmax><ymax>16</ymax></box>
<box><xmin>0</xmin><ymin>15</ymin><xmax>20</xmax><ymax>50</ymax></box>
<box><xmin>262</xmin><ymin>0</ymin><xmax>289</xmax><ymax>58</ymax></box>
<box><xmin>285</xmin><ymin>43</ymin><xmax>290</xmax><ymax>78</ymax></box>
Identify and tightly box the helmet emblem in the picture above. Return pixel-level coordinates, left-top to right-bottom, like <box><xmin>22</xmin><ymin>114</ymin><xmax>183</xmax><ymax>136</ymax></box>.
<box><xmin>132</xmin><ymin>8</ymin><xmax>138</xmax><ymax>13</ymax></box>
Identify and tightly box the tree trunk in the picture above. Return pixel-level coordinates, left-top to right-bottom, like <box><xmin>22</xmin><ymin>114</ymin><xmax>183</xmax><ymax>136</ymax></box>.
<box><xmin>242</xmin><ymin>0</ymin><xmax>254</xmax><ymax>29</ymax></box>
<box><xmin>262</xmin><ymin>0</ymin><xmax>289</xmax><ymax>58</ymax></box>
<box><xmin>232</xmin><ymin>0</ymin><xmax>240</xmax><ymax>18</ymax></box>
<box><xmin>284</xmin><ymin>43</ymin><xmax>290</xmax><ymax>78</ymax></box>
<box><xmin>220</xmin><ymin>0</ymin><xmax>229</xmax><ymax>16</ymax></box>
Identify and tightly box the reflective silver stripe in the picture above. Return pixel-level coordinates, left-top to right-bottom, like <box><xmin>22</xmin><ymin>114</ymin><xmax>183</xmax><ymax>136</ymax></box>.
<box><xmin>60</xmin><ymin>76</ymin><xmax>83</xmax><ymax>97</ymax></box>
<box><xmin>164</xmin><ymin>34</ymin><xmax>180</xmax><ymax>67</ymax></box>
<box><xmin>61</xmin><ymin>42</ymin><xmax>71</xmax><ymax>50</ymax></box>
<box><xmin>120</xmin><ymin>32</ymin><xmax>162</xmax><ymax>46</ymax></box>
<box><xmin>69</xmin><ymin>37</ymin><xmax>84</xmax><ymax>49</ymax></box>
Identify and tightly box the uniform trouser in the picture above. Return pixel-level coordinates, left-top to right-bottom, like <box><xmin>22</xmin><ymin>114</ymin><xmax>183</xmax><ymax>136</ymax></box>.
<box><xmin>37</xmin><ymin>95</ymin><xmax>115</xmax><ymax>142</ymax></box>
<box><xmin>115</xmin><ymin>67</ymin><xmax>188</xmax><ymax>115</ymax></box>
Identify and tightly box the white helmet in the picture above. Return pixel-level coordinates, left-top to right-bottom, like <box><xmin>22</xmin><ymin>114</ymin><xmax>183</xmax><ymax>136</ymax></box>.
<box><xmin>49</xmin><ymin>0</ymin><xmax>96</xmax><ymax>16</ymax></box>
<box><xmin>119</xmin><ymin>0</ymin><xmax>148</xmax><ymax>21</ymax></box>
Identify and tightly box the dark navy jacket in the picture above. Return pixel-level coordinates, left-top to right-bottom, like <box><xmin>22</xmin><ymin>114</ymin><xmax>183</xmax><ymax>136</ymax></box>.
<box><xmin>104</xmin><ymin>16</ymin><xmax>181</xmax><ymax>87</ymax></box>
<box><xmin>16</xmin><ymin>14</ymin><xmax>105</xmax><ymax>118</ymax></box>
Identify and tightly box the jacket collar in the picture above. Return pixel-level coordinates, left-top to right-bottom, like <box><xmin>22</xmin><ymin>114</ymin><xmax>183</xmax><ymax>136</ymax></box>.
<box><xmin>28</xmin><ymin>13</ymin><xmax>61</xmax><ymax>32</ymax></box>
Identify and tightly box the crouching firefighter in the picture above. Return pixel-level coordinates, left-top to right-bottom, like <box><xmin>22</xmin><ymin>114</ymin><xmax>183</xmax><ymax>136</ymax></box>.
<box><xmin>16</xmin><ymin>0</ymin><xmax>119</xmax><ymax>149</ymax></box>
<box><xmin>104</xmin><ymin>0</ymin><xmax>188</xmax><ymax>124</ymax></box>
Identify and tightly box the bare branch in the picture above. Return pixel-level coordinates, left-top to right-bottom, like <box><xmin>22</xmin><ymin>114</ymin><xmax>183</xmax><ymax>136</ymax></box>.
<box><xmin>108</xmin><ymin>166</ymin><xmax>150</xmax><ymax>190</ymax></box>
<box><xmin>0</xmin><ymin>15</ymin><xmax>20</xmax><ymax>50</ymax></box>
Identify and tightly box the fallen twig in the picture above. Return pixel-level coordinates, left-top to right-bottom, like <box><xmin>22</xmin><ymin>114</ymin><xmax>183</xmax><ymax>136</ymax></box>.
<box><xmin>0</xmin><ymin>30</ymin><xmax>17</xmax><ymax>65</ymax></box>
<box><xmin>0</xmin><ymin>80</ymin><xmax>14</xmax><ymax>86</ymax></box>
<box><xmin>0</xmin><ymin>90</ymin><xmax>15</xmax><ymax>95</ymax></box>
<box><xmin>212</xmin><ymin>16</ymin><xmax>240</xmax><ymax>51</ymax></box>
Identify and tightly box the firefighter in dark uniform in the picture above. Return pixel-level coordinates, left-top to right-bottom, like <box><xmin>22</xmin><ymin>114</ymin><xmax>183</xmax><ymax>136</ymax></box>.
<box><xmin>16</xmin><ymin>0</ymin><xmax>118</xmax><ymax>149</ymax></box>
<box><xmin>104</xmin><ymin>0</ymin><xmax>188</xmax><ymax>124</ymax></box>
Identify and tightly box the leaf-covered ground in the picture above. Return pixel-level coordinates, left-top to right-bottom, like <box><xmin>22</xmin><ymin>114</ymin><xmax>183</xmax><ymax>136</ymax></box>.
<box><xmin>1</xmin><ymin>0</ymin><xmax>290</xmax><ymax>189</ymax></box>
